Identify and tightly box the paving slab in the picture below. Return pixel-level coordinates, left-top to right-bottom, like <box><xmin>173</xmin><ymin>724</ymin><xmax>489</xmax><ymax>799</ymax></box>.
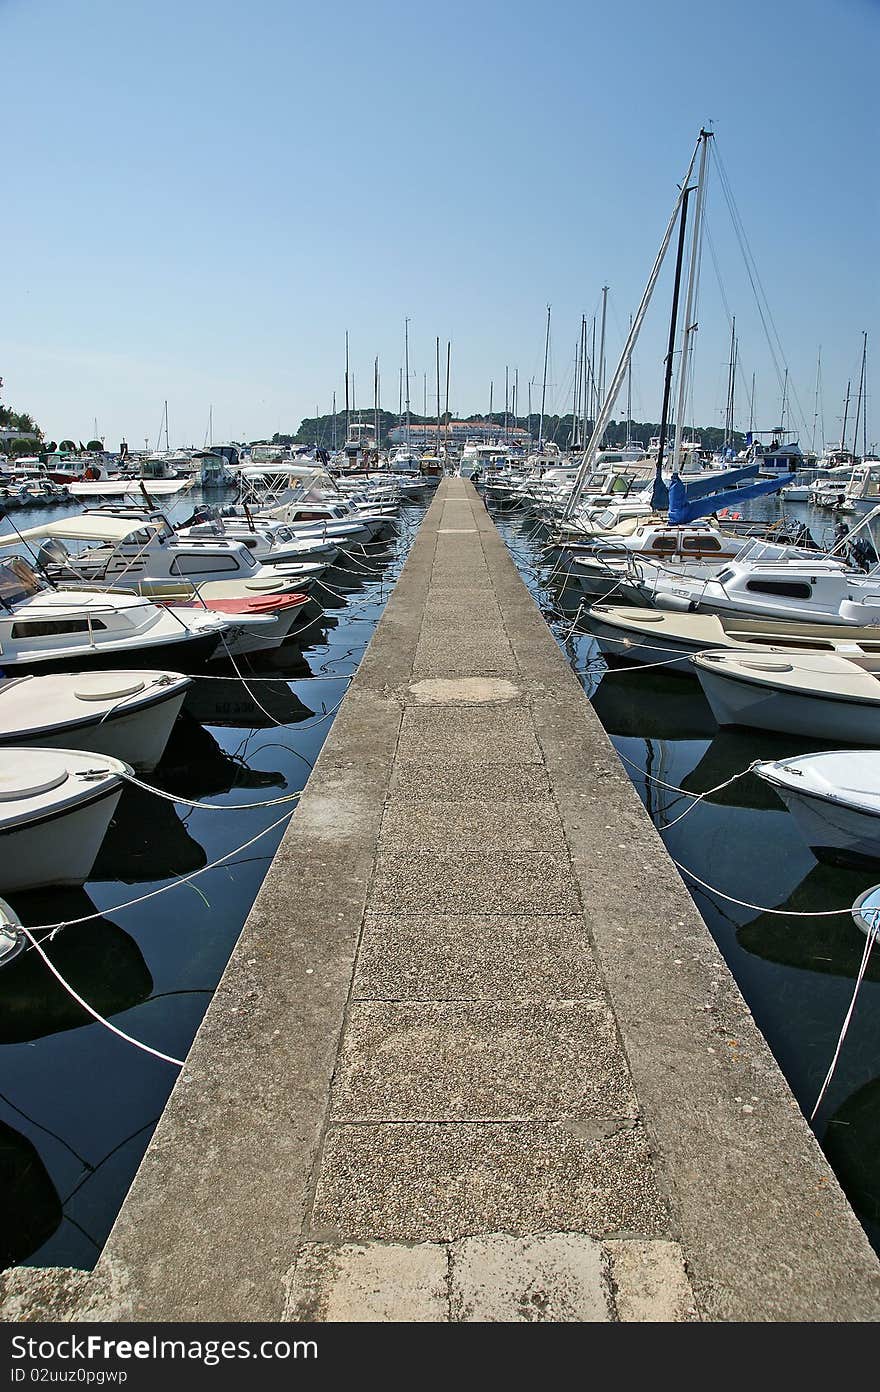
<box><xmin>369</xmin><ymin>848</ymin><xmax>582</xmax><ymax>916</ymax></box>
<box><xmin>377</xmin><ymin>798</ymin><xmax>567</xmax><ymax>852</ymax></box>
<box><xmin>331</xmin><ymin>1001</ymin><xmax>636</xmax><ymax>1122</ymax></box>
<box><xmin>311</xmin><ymin>1122</ymin><xmax>670</xmax><ymax>1243</ymax></box>
<box><xmin>388</xmin><ymin>759</ymin><xmax>552</xmax><ymax>803</ymax></box>
<box><xmin>396</xmin><ymin>706</ymin><xmax>543</xmax><ymax>763</ymax></box>
<box><xmin>605</xmin><ymin>1239</ymin><xmax>698</xmax><ymax>1322</ymax></box>
<box><xmin>450</xmin><ymin>1233</ymin><xmax>610</xmax><ymax>1322</ymax></box>
<box><xmin>353</xmin><ymin>912</ymin><xmax>605</xmax><ymax>1001</ymax></box>
<box><xmin>285</xmin><ymin>1242</ymin><xmax>448</xmax><ymax>1322</ymax></box>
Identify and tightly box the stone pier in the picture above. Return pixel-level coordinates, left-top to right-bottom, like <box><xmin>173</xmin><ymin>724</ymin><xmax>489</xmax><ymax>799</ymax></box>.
<box><xmin>3</xmin><ymin>479</ymin><xmax>879</xmax><ymax>1322</ymax></box>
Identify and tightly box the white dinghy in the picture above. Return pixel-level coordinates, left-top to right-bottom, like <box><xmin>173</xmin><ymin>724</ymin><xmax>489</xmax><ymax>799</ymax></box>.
<box><xmin>0</xmin><ymin>748</ymin><xmax>128</xmax><ymax>893</ymax></box>
<box><xmin>691</xmin><ymin>649</ymin><xmax>880</xmax><ymax>742</ymax></box>
<box><xmin>0</xmin><ymin>670</ymin><xmax>190</xmax><ymax>771</ymax></box>
<box><xmin>755</xmin><ymin>750</ymin><xmax>880</xmax><ymax>865</ymax></box>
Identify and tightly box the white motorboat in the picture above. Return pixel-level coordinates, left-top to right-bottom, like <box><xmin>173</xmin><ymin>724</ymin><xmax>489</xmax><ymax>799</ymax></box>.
<box><xmin>0</xmin><ymin>748</ymin><xmax>128</xmax><ymax>892</ymax></box>
<box><xmin>691</xmin><ymin>648</ymin><xmax>880</xmax><ymax>741</ymax></box>
<box><xmin>584</xmin><ymin>604</ymin><xmax>880</xmax><ymax>675</ymax></box>
<box><xmin>754</xmin><ymin>750</ymin><xmax>880</xmax><ymax>865</ymax></box>
<box><xmin>0</xmin><ymin>670</ymin><xmax>190</xmax><ymax>771</ymax></box>
<box><xmin>0</xmin><ymin>556</ymin><xmax>228</xmax><ymax>673</ymax></box>
<box><xmin>637</xmin><ymin>544</ymin><xmax>880</xmax><ymax>625</ymax></box>
<box><xmin>8</xmin><ymin>508</ymin><xmax>319</xmax><ymax>604</ymax></box>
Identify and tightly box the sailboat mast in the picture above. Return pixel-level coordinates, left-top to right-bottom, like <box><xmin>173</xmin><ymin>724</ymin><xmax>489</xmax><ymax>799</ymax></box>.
<box><xmin>655</xmin><ymin>184</ymin><xmax>693</xmax><ymax>479</ymax></box>
<box><xmin>344</xmin><ymin>332</ymin><xmax>350</xmax><ymax>447</ymax></box>
<box><xmin>445</xmin><ymin>341</ymin><xmax>451</xmax><ymax>457</ymax></box>
<box><xmin>672</xmin><ymin>128</ymin><xmax>712</xmax><ymax>474</ymax></box>
<box><xmin>852</xmin><ymin>332</ymin><xmax>867</xmax><ymax>459</ymax></box>
<box><xmin>164</xmin><ymin>400</ymin><xmax>169</xmax><ymax>452</ymax></box>
<box><xmin>332</xmin><ymin>391</ymin><xmax>337</xmax><ymax>451</ymax></box>
<box><xmin>504</xmin><ymin>365</ymin><xmax>509</xmax><ymax>444</ymax></box>
<box><xmin>404</xmin><ymin>319</ymin><xmax>411</xmax><ymax>449</ymax></box>
<box><xmin>374</xmin><ymin>357</ymin><xmax>380</xmax><ymax>461</ymax></box>
<box><xmin>811</xmin><ymin>350</ymin><xmax>821</xmax><ymax>456</ymax></box>
<box><xmin>841</xmin><ymin>381</ymin><xmax>851</xmax><ymax>452</ymax></box>
<box><xmin>436</xmin><ymin>337</ymin><xmax>441</xmax><ymax>457</ymax></box>
<box><xmin>538</xmin><ymin>304</ymin><xmax>551</xmax><ymax>452</ymax></box>
<box><xmin>625</xmin><ymin>314</ymin><xmax>633</xmax><ymax>446</ymax></box>
<box><xmin>724</xmin><ymin>316</ymin><xmax>736</xmax><ymax>448</ymax></box>
<box><xmin>598</xmin><ymin>286</ymin><xmax>608</xmax><ymax>438</ymax></box>
<box><xmin>570</xmin><ymin>340</ymin><xmax>580</xmax><ymax>448</ymax></box>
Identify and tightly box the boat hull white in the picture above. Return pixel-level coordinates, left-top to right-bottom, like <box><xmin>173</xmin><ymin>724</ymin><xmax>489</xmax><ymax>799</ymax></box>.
<box><xmin>694</xmin><ymin>659</ymin><xmax>880</xmax><ymax>742</ymax></box>
<box><xmin>0</xmin><ymin>776</ymin><xmax>124</xmax><ymax>893</ymax></box>
<box><xmin>0</xmin><ymin>673</ymin><xmax>189</xmax><ymax>771</ymax></box>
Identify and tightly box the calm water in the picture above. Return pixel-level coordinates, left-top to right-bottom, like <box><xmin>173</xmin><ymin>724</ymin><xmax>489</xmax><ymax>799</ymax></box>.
<box><xmin>493</xmin><ymin>494</ymin><xmax>880</xmax><ymax>1253</ymax></box>
<box><xmin>0</xmin><ymin>491</ymin><xmax>427</xmax><ymax>1271</ymax></box>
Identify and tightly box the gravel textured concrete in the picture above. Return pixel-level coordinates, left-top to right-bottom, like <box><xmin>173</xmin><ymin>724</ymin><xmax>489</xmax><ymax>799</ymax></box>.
<box><xmin>5</xmin><ymin>478</ymin><xmax>880</xmax><ymax>1323</ymax></box>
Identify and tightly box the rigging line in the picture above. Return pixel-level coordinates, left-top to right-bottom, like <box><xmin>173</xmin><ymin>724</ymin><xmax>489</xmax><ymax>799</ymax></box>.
<box><xmin>712</xmin><ymin>142</ymin><xmax>811</xmax><ymax>440</ymax></box>
<box><xmin>810</xmin><ymin>915</ymin><xmax>879</xmax><ymax>1121</ymax></box>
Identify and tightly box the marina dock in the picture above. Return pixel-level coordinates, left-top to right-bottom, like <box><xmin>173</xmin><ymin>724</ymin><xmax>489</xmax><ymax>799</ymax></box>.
<box><xmin>4</xmin><ymin>479</ymin><xmax>880</xmax><ymax>1323</ymax></box>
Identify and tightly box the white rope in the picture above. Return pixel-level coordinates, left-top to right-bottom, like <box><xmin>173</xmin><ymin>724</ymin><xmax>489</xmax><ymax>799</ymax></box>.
<box><xmin>20</xmin><ymin>808</ymin><xmax>294</xmax><ymax>937</ymax></box>
<box><xmin>810</xmin><ymin>914</ymin><xmax>880</xmax><ymax>1120</ymax></box>
<box><xmin>16</xmin><ymin>921</ymin><xmax>186</xmax><ymax>1067</ymax></box>
<box><xmin>672</xmin><ymin>858</ymin><xmax>859</xmax><ymax>917</ymax></box>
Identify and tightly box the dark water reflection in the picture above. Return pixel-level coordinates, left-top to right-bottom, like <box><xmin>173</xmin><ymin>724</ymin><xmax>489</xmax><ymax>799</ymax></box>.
<box><xmin>496</xmin><ymin>501</ymin><xmax>880</xmax><ymax>1254</ymax></box>
<box><xmin>0</xmin><ymin>495</ymin><xmax>426</xmax><ymax>1270</ymax></box>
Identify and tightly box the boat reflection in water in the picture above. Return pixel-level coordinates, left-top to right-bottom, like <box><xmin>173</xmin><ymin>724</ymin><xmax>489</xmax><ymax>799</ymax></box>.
<box><xmin>825</xmin><ymin>1078</ymin><xmax>880</xmax><ymax>1242</ymax></box>
<box><xmin>590</xmin><ymin>668</ymin><xmax>717</xmax><ymax>741</ymax></box>
<box><xmin>0</xmin><ymin>1119</ymin><xmax>62</xmax><ymax>1267</ymax></box>
<box><xmin>737</xmin><ymin>862</ymin><xmax>880</xmax><ymax>985</ymax></box>
<box><xmin>182</xmin><ymin>677</ymin><xmax>314</xmax><ymax>730</ymax></box>
<box><xmin>0</xmin><ymin>890</ymin><xmax>153</xmax><ymax>1045</ymax></box>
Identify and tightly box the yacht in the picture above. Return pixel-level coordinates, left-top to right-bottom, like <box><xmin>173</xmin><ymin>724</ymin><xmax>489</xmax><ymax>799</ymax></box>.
<box><xmin>0</xmin><ymin>556</ymin><xmax>228</xmax><ymax>673</ymax></box>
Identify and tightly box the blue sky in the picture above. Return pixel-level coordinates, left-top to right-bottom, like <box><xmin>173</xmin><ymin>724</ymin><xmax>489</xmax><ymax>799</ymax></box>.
<box><xmin>1</xmin><ymin>0</ymin><xmax>877</xmax><ymax>449</ymax></box>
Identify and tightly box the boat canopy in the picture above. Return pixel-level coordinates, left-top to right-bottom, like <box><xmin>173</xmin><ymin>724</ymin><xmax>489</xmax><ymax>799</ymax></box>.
<box><xmin>0</xmin><ymin>515</ymin><xmax>152</xmax><ymax>547</ymax></box>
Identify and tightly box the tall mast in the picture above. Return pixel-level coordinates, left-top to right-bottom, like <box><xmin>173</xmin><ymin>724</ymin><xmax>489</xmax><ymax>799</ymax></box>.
<box><xmin>563</xmin><ymin>129</ymin><xmax>702</xmax><ymax>519</ymax></box>
<box><xmin>332</xmin><ymin>391</ymin><xmax>337</xmax><ymax>451</ymax></box>
<box><xmin>724</xmin><ymin>315</ymin><xmax>736</xmax><ymax>449</ymax></box>
<box><xmin>590</xmin><ymin>316</ymin><xmax>597</xmax><ymax>427</ymax></box>
<box><xmin>625</xmin><ymin>313</ymin><xmax>633</xmax><ymax>446</ymax></box>
<box><xmin>672</xmin><ymin>128</ymin><xmax>712</xmax><ymax>474</ymax></box>
<box><xmin>749</xmin><ymin>371</ymin><xmax>756</xmax><ymax>436</ymax></box>
<box><xmin>164</xmin><ymin>399</ymin><xmax>169</xmax><ymax>452</ymax></box>
<box><xmin>374</xmin><ymin>357</ymin><xmax>380</xmax><ymax>460</ymax></box>
<box><xmin>841</xmin><ymin>380</ymin><xmax>851</xmax><ymax>452</ymax></box>
<box><xmin>344</xmin><ymin>332</ymin><xmax>350</xmax><ymax>447</ymax></box>
<box><xmin>570</xmin><ymin>339</ymin><xmax>580</xmax><ymax>448</ymax></box>
<box><xmin>436</xmin><ymin>336</ymin><xmax>441</xmax><ymax>456</ymax></box>
<box><xmin>852</xmin><ymin>331</ymin><xmax>867</xmax><ymax>459</ymax></box>
<box><xmin>538</xmin><ymin>304</ymin><xmax>551</xmax><ymax>452</ymax></box>
<box><xmin>504</xmin><ymin>365</ymin><xmax>509</xmax><ymax>444</ymax></box>
<box><xmin>597</xmin><ymin>286</ymin><xmax>608</xmax><ymax>439</ymax></box>
<box><xmin>654</xmin><ymin>184</ymin><xmax>693</xmax><ymax>483</ymax></box>
<box><xmin>489</xmin><ymin>380</ymin><xmax>493</xmax><ymax>425</ymax></box>
<box><xmin>811</xmin><ymin>350</ymin><xmax>821</xmax><ymax>456</ymax></box>
<box><xmin>513</xmin><ymin>368</ymin><xmax>518</xmax><ymax>439</ymax></box>
<box><xmin>404</xmin><ymin>318</ymin><xmax>411</xmax><ymax>448</ymax></box>
<box><xmin>780</xmin><ymin>367</ymin><xmax>788</xmax><ymax>437</ymax></box>
<box><xmin>445</xmin><ymin>341</ymin><xmax>451</xmax><ymax>456</ymax></box>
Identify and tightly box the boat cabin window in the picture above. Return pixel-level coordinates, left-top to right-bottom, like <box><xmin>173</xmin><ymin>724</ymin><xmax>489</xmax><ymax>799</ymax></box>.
<box><xmin>0</xmin><ymin>559</ymin><xmax>44</xmax><ymax>606</ymax></box>
<box><xmin>683</xmin><ymin>537</ymin><xmax>722</xmax><ymax>552</ymax></box>
<box><xmin>170</xmin><ymin>554</ymin><xmax>240</xmax><ymax>576</ymax></box>
<box><xmin>745</xmin><ymin>579</ymin><xmax>813</xmax><ymax>599</ymax></box>
<box><xmin>650</xmin><ymin>537</ymin><xmax>678</xmax><ymax>552</ymax></box>
<box><xmin>11</xmin><ymin>617</ymin><xmax>107</xmax><ymax>638</ymax></box>
<box><xmin>716</xmin><ymin>568</ymin><xmax>735</xmax><ymax>583</ymax></box>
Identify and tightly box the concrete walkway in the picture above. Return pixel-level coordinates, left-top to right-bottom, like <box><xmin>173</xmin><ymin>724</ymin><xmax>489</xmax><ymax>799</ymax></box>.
<box><xmin>4</xmin><ymin>480</ymin><xmax>880</xmax><ymax>1322</ymax></box>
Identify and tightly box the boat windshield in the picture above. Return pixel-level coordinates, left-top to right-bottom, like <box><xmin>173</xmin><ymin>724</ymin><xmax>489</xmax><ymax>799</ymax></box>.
<box><xmin>0</xmin><ymin>557</ymin><xmax>44</xmax><ymax>607</ymax></box>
